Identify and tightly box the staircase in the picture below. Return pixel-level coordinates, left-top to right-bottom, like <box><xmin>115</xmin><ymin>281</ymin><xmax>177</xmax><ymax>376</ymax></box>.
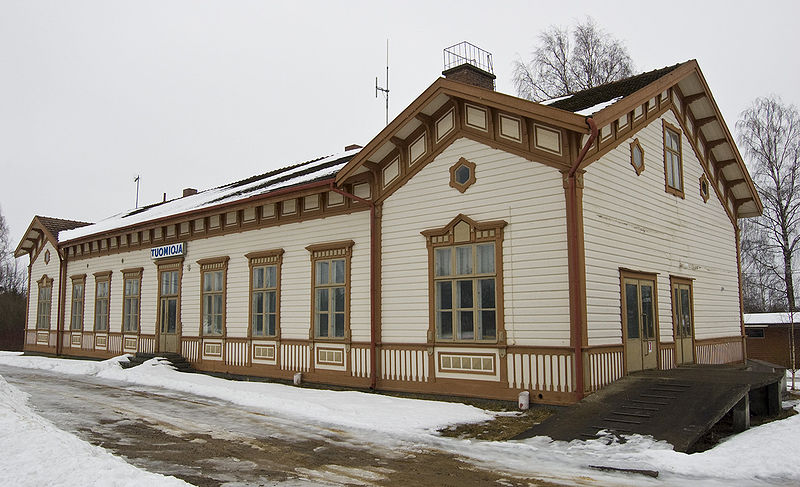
<box><xmin>122</xmin><ymin>352</ymin><xmax>194</xmax><ymax>372</ymax></box>
<box><xmin>514</xmin><ymin>363</ymin><xmax>784</xmax><ymax>452</ymax></box>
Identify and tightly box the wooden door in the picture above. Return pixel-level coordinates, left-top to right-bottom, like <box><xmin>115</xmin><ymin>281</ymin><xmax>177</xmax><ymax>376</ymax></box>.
<box><xmin>623</xmin><ymin>277</ymin><xmax>658</xmax><ymax>372</ymax></box>
<box><xmin>673</xmin><ymin>281</ymin><xmax>695</xmax><ymax>365</ymax></box>
<box><xmin>157</xmin><ymin>270</ymin><xmax>180</xmax><ymax>353</ymax></box>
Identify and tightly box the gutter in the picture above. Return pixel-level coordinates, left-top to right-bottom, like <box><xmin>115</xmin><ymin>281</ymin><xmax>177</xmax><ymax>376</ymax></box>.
<box><xmin>567</xmin><ymin>117</ymin><xmax>598</xmax><ymax>399</ymax></box>
<box><xmin>60</xmin><ymin>178</ymin><xmax>339</xmax><ymax>247</ymax></box>
<box><xmin>327</xmin><ymin>182</ymin><xmax>379</xmax><ymax>390</ymax></box>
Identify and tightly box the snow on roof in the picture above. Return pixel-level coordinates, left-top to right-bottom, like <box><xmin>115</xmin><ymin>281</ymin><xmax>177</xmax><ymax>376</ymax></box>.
<box><xmin>575</xmin><ymin>96</ymin><xmax>623</xmax><ymax>116</ymax></box>
<box><xmin>744</xmin><ymin>312</ymin><xmax>800</xmax><ymax>326</ymax></box>
<box><xmin>60</xmin><ymin>148</ymin><xmax>360</xmax><ymax>242</ymax></box>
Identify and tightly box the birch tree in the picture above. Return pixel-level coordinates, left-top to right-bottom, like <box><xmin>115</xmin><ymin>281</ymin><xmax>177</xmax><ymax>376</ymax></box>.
<box><xmin>512</xmin><ymin>17</ymin><xmax>633</xmax><ymax>102</ymax></box>
<box><xmin>737</xmin><ymin>96</ymin><xmax>800</xmax><ymax>381</ymax></box>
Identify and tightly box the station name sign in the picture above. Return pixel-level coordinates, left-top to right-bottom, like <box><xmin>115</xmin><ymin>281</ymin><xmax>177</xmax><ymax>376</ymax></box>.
<box><xmin>150</xmin><ymin>242</ymin><xmax>186</xmax><ymax>260</ymax></box>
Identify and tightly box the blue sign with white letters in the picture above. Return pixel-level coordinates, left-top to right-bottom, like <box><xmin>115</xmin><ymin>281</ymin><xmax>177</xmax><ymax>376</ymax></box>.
<box><xmin>150</xmin><ymin>242</ymin><xmax>185</xmax><ymax>259</ymax></box>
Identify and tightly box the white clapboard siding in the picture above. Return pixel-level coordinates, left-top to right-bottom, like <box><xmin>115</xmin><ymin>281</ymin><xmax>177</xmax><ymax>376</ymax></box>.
<box><xmin>65</xmin><ymin>211</ymin><xmax>370</xmax><ymax>342</ymax></box>
<box><xmin>583</xmin><ymin>111</ymin><xmax>740</xmax><ymax>346</ymax></box>
<box><xmin>183</xmin><ymin>212</ymin><xmax>370</xmax><ymax>341</ymax></box>
<box><xmin>381</xmin><ymin>138</ymin><xmax>571</xmax><ymax>347</ymax></box>
<box><xmin>66</xmin><ymin>249</ymin><xmax>158</xmax><ymax>335</ymax></box>
<box><xmin>28</xmin><ymin>241</ymin><xmax>62</xmax><ymax>332</ymax></box>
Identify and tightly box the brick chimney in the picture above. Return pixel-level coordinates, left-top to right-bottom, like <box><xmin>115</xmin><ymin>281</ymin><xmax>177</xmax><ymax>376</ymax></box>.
<box><xmin>183</xmin><ymin>188</ymin><xmax>198</xmax><ymax>197</ymax></box>
<box><xmin>442</xmin><ymin>42</ymin><xmax>496</xmax><ymax>91</ymax></box>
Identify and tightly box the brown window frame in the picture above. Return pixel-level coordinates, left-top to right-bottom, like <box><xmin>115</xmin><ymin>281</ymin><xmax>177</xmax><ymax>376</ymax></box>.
<box><xmin>630</xmin><ymin>138</ymin><xmax>645</xmax><ymax>176</ymax></box>
<box><xmin>246</xmin><ymin>249</ymin><xmax>284</xmax><ymax>339</ymax></box>
<box><xmin>36</xmin><ymin>275</ymin><xmax>54</xmax><ymax>330</ymax></box>
<box><xmin>619</xmin><ymin>269</ymin><xmax>660</xmax><ymax>342</ymax></box>
<box><xmin>670</xmin><ymin>276</ymin><xmax>695</xmax><ymax>342</ymax></box>
<box><xmin>70</xmin><ymin>274</ymin><xmax>86</xmax><ymax>331</ymax></box>
<box><xmin>93</xmin><ymin>271</ymin><xmax>111</xmax><ymax>332</ymax></box>
<box><xmin>422</xmin><ymin>214</ymin><xmax>507</xmax><ymax>345</ymax></box>
<box><xmin>198</xmin><ymin>257</ymin><xmax>229</xmax><ymax>337</ymax></box>
<box><xmin>449</xmin><ymin>157</ymin><xmax>477</xmax><ymax>193</ymax></box>
<box><xmin>121</xmin><ymin>268</ymin><xmax>143</xmax><ymax>333</ymax></box>
<box><xmin>663</xmin><ymin>120</ymin><xmax>685</xmax><ymax>198</ymax></box>
<box><xmin>699</xmin><ymin>173</ymin><xmax>710</xmax><ymax>203</ymax></box>
<box><xmin>307</xmin><ymin>240</ymin><xmax>354</xmax><ymax>341</ymax></box>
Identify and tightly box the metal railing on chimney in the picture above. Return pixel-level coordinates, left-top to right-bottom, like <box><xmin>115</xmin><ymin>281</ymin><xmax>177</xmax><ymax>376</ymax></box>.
<box><xmin>443</xmin><ymin>41</ymin><xmax>494</xmax><ymax>74</ymax></box>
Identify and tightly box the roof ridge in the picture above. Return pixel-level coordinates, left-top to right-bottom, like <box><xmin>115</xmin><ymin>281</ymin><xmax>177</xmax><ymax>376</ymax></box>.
<box><xmin>545</xmin><ymin>62</ymin><xmax>688</xmax><ymax>113</ymax></box>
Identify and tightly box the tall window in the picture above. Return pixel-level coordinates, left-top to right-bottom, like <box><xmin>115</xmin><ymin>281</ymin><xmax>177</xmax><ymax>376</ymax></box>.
<box><xmin>70</xmin><ymin>275</ymin><xmax>85</xmax><ymax>331</ymax></box>
<box><xmin>94</xmin><ymin>272</ymin><xmax>111</xmax><ymax>332</ymax></box>
<box><xmin>36</xmin><ymin>276</ymin><xmax>53</xmax><ymax>330</ymax></box>
<box><xmin>434</xmin><ymin>243</ymin><xmax>497</xmax><ymax>341</ymax></box>
<box><xmin>247</xmin><ymin>250</ymin><xmax>283</xmax><ymax>338</ymax></box>
<box><xmin>122</xmin><ymin>268</ymin><xmax>142</xmax><ymax>333</ymax></box>
<box><xmin>307</xmin><ymin>241</ymin><xmax>353</xmax><ymax>340</ymax></box>
<box><xmin>663</xmin><ymin>121</ymin><xmax>684</xmax><ymax>197</ymax></box>
<box><xmin>423</xmin><ymin>215</ymin><xmax>506</xmax><ymax>344</ymax></box>
<box><xmin>199</xmin><ymin>257</ymin><xmax>228</xmax><ymax>336</ymax></box>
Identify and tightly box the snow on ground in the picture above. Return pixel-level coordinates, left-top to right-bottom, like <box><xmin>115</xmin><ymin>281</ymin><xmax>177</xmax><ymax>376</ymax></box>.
<box><xmin>0</xmin><ymin>370</ymin><xmax>190</xmax><ymax>487</ymax></box>
<box><xmin>1</xmin><ymin>351</ymin><xmax>799</xmax><ymax>486</ymax></box>
<box><xmin>0</xmin><ymin>352</ymin><xmax>494</xmax><ymax>435</ymax></box>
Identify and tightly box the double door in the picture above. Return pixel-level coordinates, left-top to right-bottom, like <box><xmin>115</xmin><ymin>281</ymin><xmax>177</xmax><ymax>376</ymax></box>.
<box><xmin>623</xmin><ymin>276</ymin><xmax>658</xmax><ymax>372</ymax></box>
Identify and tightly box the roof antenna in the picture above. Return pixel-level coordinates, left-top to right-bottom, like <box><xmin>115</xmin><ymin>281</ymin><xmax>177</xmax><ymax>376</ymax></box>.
<box><xmin>134</xmin><ymin>175</ymin><xmax>140</xmax><ymax>208</ymax></box>
<box><xmin>375</xmin><ymin>39</ymin><xmax>389</xmax><ymax>126</ymax></box>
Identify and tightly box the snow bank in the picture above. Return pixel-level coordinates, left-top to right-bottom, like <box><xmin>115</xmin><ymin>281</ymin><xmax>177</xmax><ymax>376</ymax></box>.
<box><xmin>0</xmin><ymin>354</ymin><xmax>494</xmax><ymax>436</ymax></box>
<box><xmin>0</xmin><ymin>374</ymin><xmax>190</xmax><ymax>487</ymax></box>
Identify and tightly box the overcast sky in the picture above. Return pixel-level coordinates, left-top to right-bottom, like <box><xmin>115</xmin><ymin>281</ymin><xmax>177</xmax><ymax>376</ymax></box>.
<box><xmin>2</xmin><ymin>0</ymin><xmax>799</xmax><ymax>251</ymax></box>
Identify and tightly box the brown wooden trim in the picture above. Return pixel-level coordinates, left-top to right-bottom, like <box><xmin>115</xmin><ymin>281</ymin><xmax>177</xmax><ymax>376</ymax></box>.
<box><xmin>69</xmin><ymin>274</ymin><xmax>86</xmax><ymax>331</ymax></box>
<box><xmin>246</xmin><ymin>249</ymin><xmax>284</xmax><ymax>344</ymax></box>
<box><xmin>307</xmin><ymin>240</ymin><xmax>354</xmax><ymax>344</ymax></box>
<box><xmin>663</xmin><ymin>119</ymin><xmax>685</xmax><ymax>199</ymax></box>
<box><xmin>120</xmin><ymin>267</ymin><xmax>143</xmax><ymax>335</ymax></box>
<box><xmin>630</xmin><ymin>138</ymin><xmax>645</xmax><ymax>176</ymax></box>
<box><xmin>422</xmin><ymin>214</ymin><xmax>507</xmax><ymax>347</ymax></box>
<box><xmin>92</xmin><ymin>271</ymin><xmax>111</xmax><ymax>333</ymax></box>
<box><xmin>669</xmin><ymin>275</ymin><xmax>696</xmax><ymax>363</ymax></box>
<box><xmin>619</xmin><ymin>269</ymin><xmax>661</xmax><ymax>373</ymax></box>
<box><xmin>156</xmin><ymin>258</ymin><xmax>183</xmax><ymax>353</ymax></box>
<box><xmin>448</xmin><ymin>157</ymin><xmax>476</xmax><ymax>193</ymax></box>
<box><xmin>199</xmin><ymin>256</ymin><xmax>229</xmax><ymax>338</ymax></box>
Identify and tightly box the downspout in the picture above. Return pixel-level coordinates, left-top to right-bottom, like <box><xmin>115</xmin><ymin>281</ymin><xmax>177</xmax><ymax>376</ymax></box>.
<box><xmin>328</xmin><ymin>182</ymin><xmax>379</xmax><ymax>390</ymax></box>
<box><xmin>56</xmin><ymin>250</ymin><xmax>68</xmax><ymax>356</ymax></box>
<box><xmin>567</xmin><ymin>117</ymin><xmax>598</xmax><ymax>399</ymax></box>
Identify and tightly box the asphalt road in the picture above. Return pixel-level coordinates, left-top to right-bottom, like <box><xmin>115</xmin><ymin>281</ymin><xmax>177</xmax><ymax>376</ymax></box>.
<box><xmin>0</xmin><ymin>364</ymin><xmax>570</xmax><ymax>487</ymax></box>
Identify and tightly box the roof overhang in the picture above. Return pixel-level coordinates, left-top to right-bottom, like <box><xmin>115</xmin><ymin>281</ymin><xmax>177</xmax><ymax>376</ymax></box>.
<box><xmin>335</xmin><ymin>77</ymin><xmax>588</xmax><ymax>185</ymax></box>
<box><xmin>585</xmin><ymin>60</ymin><xmax>762</xmax><ymax>218</ymax></box>
<box><xmin>14</xmin><ymin>216</ymin><xmax>59</xmax><ymax>258</ymax></box>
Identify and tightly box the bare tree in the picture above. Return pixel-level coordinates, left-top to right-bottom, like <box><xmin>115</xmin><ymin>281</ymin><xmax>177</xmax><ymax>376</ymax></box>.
<box><xmin>0</xmin><ymin>207</ymin><xmax>26</xmax><ymax>350</ymax></box>
<box><xmin>513</xmin><ymin>17</ymin><xmax>634</xmax><ymax>102</ymax></box>
<box><xmin>737</xmin><ymin>96</ymin><xmax>800</xmax><ymax>380</ymax></box>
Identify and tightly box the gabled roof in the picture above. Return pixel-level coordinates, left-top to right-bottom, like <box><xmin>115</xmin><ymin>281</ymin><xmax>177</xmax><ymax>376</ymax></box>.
<box><xmin>14</xmin><ymin>215</ymin><xmax>91</xmax><ymax>258</ymax></box>
<box><xmin>544</xmin><ymin>64</ymin><xmax>683</xmax><ymax>114</ymax></box>
<box><xmin>57</xmin><ymin>150</ymin><xmax>359</xmax><ymax>243</ymax></box>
